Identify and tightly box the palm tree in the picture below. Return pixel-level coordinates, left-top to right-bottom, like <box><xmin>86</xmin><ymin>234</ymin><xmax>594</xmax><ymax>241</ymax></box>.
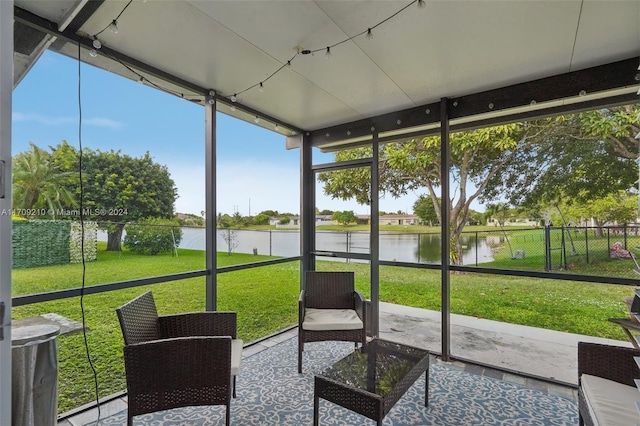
<box><xmin>12</xmin><ymin>142</ymin><xmax>77</xmax><ymax>215</ymax></box>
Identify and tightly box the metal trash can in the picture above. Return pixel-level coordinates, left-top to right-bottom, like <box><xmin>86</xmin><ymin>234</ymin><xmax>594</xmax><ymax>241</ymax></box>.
<box><xmin>12</xmin><ymin>324</ymin><xmax>60</xmax><ymax>426</ymax></box>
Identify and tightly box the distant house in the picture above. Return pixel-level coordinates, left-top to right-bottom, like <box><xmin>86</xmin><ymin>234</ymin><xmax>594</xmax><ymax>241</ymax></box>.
<box><xmin>379</xmin><ymin>214</ymin><xmax>419</xmax><ymax>226</ymax></box>
<box><xmin>315</xmin><ymin>215</ymin><xmax>334</xmax><ymax>226</ymax></box>
<box><xmin>487</xmin><ymin>217</ymin><xmax>538</xmax><ymax>227</ymax></box>
<box><xmin>356</xmin><ymin>215</ymin><xmax>370</xmax><ymax>225</ymax></box>
<box><xmin>268</xmin><ymin>215</ymin><xmax>335</xmax><ymax>228</ymax></box>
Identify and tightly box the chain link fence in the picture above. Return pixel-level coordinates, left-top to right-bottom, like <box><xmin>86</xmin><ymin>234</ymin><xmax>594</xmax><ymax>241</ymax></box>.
<box><xmin>469</xmin><ymin>224</ymin><xmax>640</xmax><ymax>279</ymax></box>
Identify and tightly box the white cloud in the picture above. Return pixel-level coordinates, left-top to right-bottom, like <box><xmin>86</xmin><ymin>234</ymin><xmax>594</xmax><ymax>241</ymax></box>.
<box><xmin>12</xmin><ymin>112</ymin><xmax>75</xmax><ymax>126</ymax></box>
<box><xmin>82</xmin><ymin>117</ymin><xmax>126</xmax><ymax>130</ymax></box>
<box><xmin>12</xmin><ymin>112</ymin><xmax>125</xmax><ymax>129</ymax></box>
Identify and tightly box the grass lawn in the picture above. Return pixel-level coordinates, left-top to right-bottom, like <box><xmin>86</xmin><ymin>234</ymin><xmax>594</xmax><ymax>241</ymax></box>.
<box><xmin>10</xmin><ymin>242</ymin><xmax>636</xmax><ymax>412</ymax></box>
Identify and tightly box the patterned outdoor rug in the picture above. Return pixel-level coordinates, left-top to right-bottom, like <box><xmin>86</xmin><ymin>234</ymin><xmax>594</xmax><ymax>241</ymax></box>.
<box><xmin>87</xmin><ymin>337</ymin><xmax>578</xmax><ymax>425</ymax></box>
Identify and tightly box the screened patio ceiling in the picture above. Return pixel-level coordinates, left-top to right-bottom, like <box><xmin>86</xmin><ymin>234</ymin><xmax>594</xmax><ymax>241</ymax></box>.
<box><xmin>12</xmin><ymin>0</ymin><xmax>640</xmax><ymax>143</ymax></box>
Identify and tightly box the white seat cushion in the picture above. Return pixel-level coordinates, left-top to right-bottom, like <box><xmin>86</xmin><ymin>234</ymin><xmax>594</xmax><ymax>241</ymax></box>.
<box><xmin>581</xmin><ymin>374</ymin><xmax>639</xmax><ymax>426</ymax></box>
<box><xmin>302</xmin><ymin>308</ymin><xmax>363</xmax><ymax>331</ymax></box>
<box><xmin>231</xmin><ymin>339</ymin><xmax>243</xmax><ymax>376</ymax></box>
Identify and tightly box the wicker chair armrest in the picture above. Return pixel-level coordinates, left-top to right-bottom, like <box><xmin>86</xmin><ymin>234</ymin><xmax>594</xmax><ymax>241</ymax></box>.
<box><xmin>299</xmin><ymin>290</ymin><xmax>306</xmax><ymax>326</ymax></box>
<box><xmin>123</xmin><ymin>336</ymin><xmax>232</xmax><ymax>398</ymax></box>
<box><xmin>354</xmin><ymin>291</ymin><xmax>365</xmax><ymax>322</ymax></box>
<box><xmin>578</xmin><ymin>342</ymin><xmax>640</xmax><ymax>387</ymax></box>
<box><xmin>159</xmin><ymin>311</ymin><xmax>237</xmax><ymax>339</ymax></box>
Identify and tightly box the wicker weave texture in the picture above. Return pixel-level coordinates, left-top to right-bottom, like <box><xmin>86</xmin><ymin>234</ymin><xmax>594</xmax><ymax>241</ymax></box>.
<box><xmin>382</xmin><ymin>355</ymin><xmax>429</xmax><ymax>414</ymax></box>
<box><xmin>299</xmin><ymin>272</ymin><xmax>366</xmax><ymax>373</ymax></box>
<box><xmin>124</xmin><ymin>337</ymin><xmax>231</xmax><ymax>410</ymax></box>
<box><xmin>305</xmin><ymin>271</ymin><xmax>357</xmax><ymax>309</ymax></box>
<box><xmin>116</xmin><ymin>291</ymin><xmax>161</xmax><ymax>345</ymax></box>
<box><xmin>314</xmin><ymin>340</ymin><xmax>429</xmax><ymax>425</ymax></box>
<box><xmin>160</xmin><ymin>311</ymin><xmax>237</xmax><ymax>339</ymax></box>
<box><xmin>577</xmin><ymin>342</ymin><xmax>640</xmax><ymax>426</ymax></box>
<box><xmin>116</xmin><ymin>291</ymin><xmax>235</xmax><ymax>426</ymax></box>
<box><xmin>315</xmin><ymin>376</ymin><xmax>383</xmax><ymax>420</ymax></box>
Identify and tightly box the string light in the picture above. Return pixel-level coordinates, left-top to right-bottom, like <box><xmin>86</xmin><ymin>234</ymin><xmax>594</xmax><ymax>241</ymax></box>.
<box><xmin>108</xmin><ymin>20</ymin><xmax>119</xmax><ymax>34</ymax></box>
<box><xmin>85</xmin><ymin>0</ymin><xmax>425</xmax><ymax>115</ymax></box>
<box><xmin>221</xmin><ymin>0</ymin><xmax>423</xmax><ymax>100</ymax></box>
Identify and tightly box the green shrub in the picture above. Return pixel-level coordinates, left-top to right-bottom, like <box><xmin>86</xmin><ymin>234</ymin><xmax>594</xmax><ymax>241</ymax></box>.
<box><xmin>123</xmin><ymin>218</ymin><xmax>182</xmax><ymax>255</ymax></box>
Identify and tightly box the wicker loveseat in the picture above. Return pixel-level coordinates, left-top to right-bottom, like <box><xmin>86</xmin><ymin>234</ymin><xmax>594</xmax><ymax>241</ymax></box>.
<box><xmin>578</xmin><ymin>342</ymin><xmax>640</xmax><ymax>426</ymax></box>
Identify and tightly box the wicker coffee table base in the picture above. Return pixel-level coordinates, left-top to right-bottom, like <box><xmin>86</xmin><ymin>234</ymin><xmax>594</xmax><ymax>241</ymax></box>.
<box><xmin>313</xmin><ymin>348</ymin><xmax>429</xmax><ymax>425</ymax></box>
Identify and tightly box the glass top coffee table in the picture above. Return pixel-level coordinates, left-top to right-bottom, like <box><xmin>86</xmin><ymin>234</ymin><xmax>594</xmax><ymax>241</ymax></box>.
<box><xmin>313</xmin><ymin>338</ymin><xmax>430</xmax><ymax>425</ymax></box>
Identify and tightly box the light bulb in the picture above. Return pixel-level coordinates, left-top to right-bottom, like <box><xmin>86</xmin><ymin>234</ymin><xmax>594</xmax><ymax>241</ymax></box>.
<box><xmin>259</xmin><ymin>82</ymin><xmax>264</xmax><ymax>93</ymax></box>
<box><xmin>137</xmin><ymin>77</ymin><xmax>144</xmax><ymax>84</ymax></box>
<box><xmin>230</xmin><ymin>105</ymin><xmax>236</xmax><ymax>112</ymax></box>
<box><xmin>108</xmin><ymin>20</ymin><xmax>119</xmax><ymax>34</ymax></box>
<box><xmin>366</xmin><ymin>28</ymin><xmax>373</xmax><ymax>40</ymax></box>
<box><xmin>254</xmin><ymin>116</ymin><xmax>260</xmax><ymax>123</ymax></box>
<box><xmin>579</xmin><ymin>90</ymin><xmax>586</xmax><ymax>96</ymax></box>
<box><xmin>287</xmin><ymin>60</ymin><xmax>292</xmax><ymax>68</ymax></box>
<box><xmin>417</xmin><ymin>0</ymin><xmax>426</xmax><ymax>8</ymax></box>
<box><xmin>230</xmin><ymin>94</ymin><xmax>237</xmax><ymax>102</ymax></box>
<box><xmin>275</xmin><ymin>124</ymin><xmax>279</xmax><ymax>131</ymax></box>
<box><xmin>89</xmin><ymin>49</ymin><xmax>98</xmax><ymax>58</ymax></box>
<box><xmin>325</xmin><ymin>47</ymin><xmax>332</xmax><ymax>59</ymax></box>
<box><xmin>207</xmin><ymin>98</ymin><xmax>215</xmax><ymax>105</ymax></box>
<box><xmin>92</xmin><ymin>39</ymin><xmax>102</xmax><ymax>49</ymax></box>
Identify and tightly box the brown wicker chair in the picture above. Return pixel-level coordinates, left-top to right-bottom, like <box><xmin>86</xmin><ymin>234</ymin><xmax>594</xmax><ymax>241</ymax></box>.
<box><xmin>116</xmin><ymin>291</ymin><xmax>242</xmax><ymax>426</ymax></box>
<box><xmin>298</xmin><ymin>271</ymin><xmax>366</xmax><ymax>373</ymax></box>
<box><xmin>577</xmin><ymin>342</ymin><xmax>640</xmax><ymax>426</ymax></box>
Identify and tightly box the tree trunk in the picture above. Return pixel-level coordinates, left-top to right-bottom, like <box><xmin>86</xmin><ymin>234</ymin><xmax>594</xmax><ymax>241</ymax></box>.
<box><xmin>106</xmin><ymin>224</ymin><xmax>125</xmax><ymax>251</ymax></box>
<box><xmin>593</xmin><ymin>218</ymin><xmax>604</xmax><ymax>238</ymax></box>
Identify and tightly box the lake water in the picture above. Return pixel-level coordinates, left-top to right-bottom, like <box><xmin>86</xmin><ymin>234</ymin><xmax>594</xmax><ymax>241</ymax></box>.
<box><xmin>180</xmin><ymin>228</ymin><xmax>499</xmax><ymax>265</ymax></box>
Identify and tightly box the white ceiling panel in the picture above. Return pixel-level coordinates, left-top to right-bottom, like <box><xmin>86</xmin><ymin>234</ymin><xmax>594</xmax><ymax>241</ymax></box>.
<box><xmin>188</xmin><ymin>0</ymin><xmax>415</xmax><ymax>119</ymax></box>
<box><xmin>571</xmin><ymin>0</ymin><xmax>640</xmax><ymax>70</ymax></box>
<box><xmin>320</xmin><ymin>0</ymin><xmax>582</xmax><ymax>103</ymax></box>
<box><xmin>13</xmin><ymin>0</ymin><xmax>640</xmax><ymax>132</ymax></box>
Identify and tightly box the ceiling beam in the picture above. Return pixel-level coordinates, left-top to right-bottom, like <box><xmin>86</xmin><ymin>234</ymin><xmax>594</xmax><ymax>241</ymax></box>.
<box><xmin>311</xmin><ymin>57</ymin><xmax>639</xmax><ymax>146</ymax></box>
<box><xmin>309</xmin><ymin>101</ymin><xmax>441</xmax><ymax>147</ymax></box>
<box><xmin>449</xmin><ymin>57</ymin><xmax>639</xmax><ymax>120</ymax></box>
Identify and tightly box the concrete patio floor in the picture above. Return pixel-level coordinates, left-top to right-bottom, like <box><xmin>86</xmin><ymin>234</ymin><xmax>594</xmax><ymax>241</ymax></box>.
<box><xmin>58</xmin><ymin>302</ymin><xmax>631</xmax><ymax>425</ymax></box>
<box><xmin>377</xmin><ymin>302</ymin><xmax>632</xmax><ymax>385</ymax></box>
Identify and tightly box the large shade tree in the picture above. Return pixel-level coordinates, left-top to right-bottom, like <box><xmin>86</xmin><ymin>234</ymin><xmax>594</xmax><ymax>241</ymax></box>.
<box><xmin>487</xmin><ymin>106</ymin><xmax>640</xmax><ymax>213</ymax></box>
<box><xmin>318</xmin><ymin>124</ymin><xmax>534</xmax><ymax>264</ymax></box>
<box><xmin>50</xmin><ymin>142</ymin><xmax>178</xmax><ymax>251</ymax></box>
